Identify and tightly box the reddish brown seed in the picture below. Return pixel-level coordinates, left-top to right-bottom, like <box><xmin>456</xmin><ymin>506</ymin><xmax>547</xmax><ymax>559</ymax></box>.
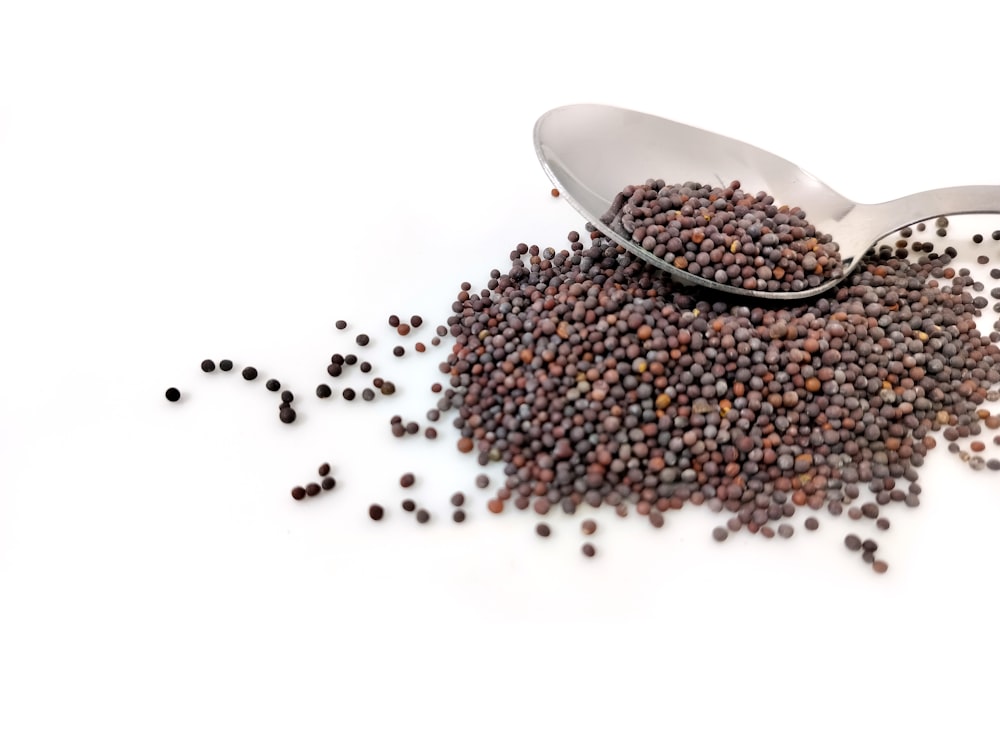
<box><xmin>872</xmin><ymin>560</ymin><xmax>889</xmax><ymax>574</ymax></box>
<box><xmin>415</xmin><ymin>342</ymin><xmax>426</xmax><ymax>353</ymax></box>
<box><xmin>397</xmin><ymin>323</ymin><xmax>411</xmax><ymax>336</ymax></box>
<box><xmin>305</xmin><ymin>483</ymin><xmax>321</xmax><ymax>497</ymax></box>
<box><xmin>487</xmin><ymin>498</ymin><xmax>504</xmax><ymax>514</ymax></box>
<box><xmin>401</xmin><ymin>499</ymin><xmax>416</xmax><ymax>512</ymax></box>
<box><xmin>457</xmin><ymin>437</ymin><xmax>474</xmax><ymax>453</ymax></box>
<box><xmin>581</xmin><ymin>519</ymin><xmax>597</xmax><ymax>535</ymax></box>
<box><xmin>971</xmin><ymin>440</ymin><xmax>986</xmax><ymax>452</ymax></box>
<box><xmin>581</xmin><ymin>543</ymin><xmax>596</xmax><ymax>557</ymax></box>
<box><xmin>368</xmin><ymin>504</ymin><xmax>384</xmax><ymax>521</ymax></box>
<box><xmin>291</xmin><ymin>486</ymin><xmax>306</xmax><ymax>500</ymax></box>
<box><xmin>318</xmin><ymin>463</ymin><xmax>330</xmax><ymax>477</ymax></box>
<box><xmin>551</xmin><ymin>188</ymin><xmax>560</xmax><ymax>197</ymax></box>
<box><xmin>400</xmin><ymin>472</ymin><xmax>415</xmax><ymax>488</ymax></box>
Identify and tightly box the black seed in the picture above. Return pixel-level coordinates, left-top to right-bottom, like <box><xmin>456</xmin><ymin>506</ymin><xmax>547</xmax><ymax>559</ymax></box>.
<box><xmin>321</xmin><ymin>477</ymin><xmax>336</xmax><ymax>491</ymax></box>
<box><xmin>355</xmin><ymin>334</ymin><xmax>370</xmax><ymax>346</ymax></box>
<box><xmin>388</xmin><ymin>315</ymin><xmax>400</xmax><ymax>327</ymax></box>
<box><xmin>291</xmin><ymin>486</ymin><xmax>306</xmax><ymax>500</ymax></box>
<box><xmin>165</xmin><ymin>387</ymin><xmax>181</xmax><ymax>402</ymax></box>
<box><xmin>327</xmin><ymin>364</ymin><xmax>342</xmax><ymax>377</ymax></box>
<box><xmin>281</xmin><ymin>390</ymin><xmax>294</xmax><ymax>403</ymax></box>
<box><xmin>335</xmin><ymin>320</ymin><xmax>347</xmax><ymax>330</ymax></box>
<box><xmin>973</xmin><ymin>234</ymin><xmax>984</xmax><ymax>244</ymax></box>
<box><xmin>316</xmin><ymin>384</ymin><xmax>332</xmax><ymax>398</ymax></box>
<box><xmin>369</xmin><ymin>504</ymin><xmax>384</xmax><ymax>521</ymax></box>
<box><xmin>241</xmin><ymin>366</ymin><xmax>258</xmax><ymax>381</ymax></box>
<box><xmin>330</xmin><ymin>354</ymin><xmax>345</xmax><ymax>365</ymax></box>
<box><xmin>219</xmin><ymin>359</ymin><xmax>233</xmax><ymax>372</ymax></box>
<box><xmin>536</xmin><ymin>523</ymin><xmax>551</xmax><ymax>537</ymax></box>
<box><xmin>402</xmin><ymin>499</ymin><xmax>416</xmax><ymax>512</ymax></box>
<box><xmin>305</xmin><ymin>483</ymin><xmax>321</xmax><ymax>497</ymax></box>
<box><xmin>342</xmin><ymin>388</ymin><xmax>356</xmax><ymax>401</ymax></box>
<box><xmin>393</xmin><ymin>346</ymin><xmax>405</xmax><ymax>357</ymax></box>
<box><xmin>279</xmin><ymin>407</ymin><xmax>296</xmax><ymax>424</ymax></box>
<box><xmin>344</xmin><ymin>354</ymin><xmax>358</xmax><ymax>366</ymax></box>
<box><xmin>200</xmin><ymin>359</ymin><xmax>216</xmax><ymax>372</ymax></box>
<box><xmin>360</xmin><ymin>361</ymin><xmax>372</xmax><ymax>373</ymax></box>
<box><xmin>266</xmin><ymin>379</ymin><xmax>281</xmax><ymax>391</ymax></box>
<box><xmin>410</xmin><ymin>315</ymin><xmax>423</xmax><ymax>328</ymax></box>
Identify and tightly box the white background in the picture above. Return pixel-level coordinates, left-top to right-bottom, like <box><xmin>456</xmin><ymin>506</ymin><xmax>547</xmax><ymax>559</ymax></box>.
<box><xmin>3</xmin><ymin>2</ymin><xmax>1000</xmax><ymax>748</ymax></box>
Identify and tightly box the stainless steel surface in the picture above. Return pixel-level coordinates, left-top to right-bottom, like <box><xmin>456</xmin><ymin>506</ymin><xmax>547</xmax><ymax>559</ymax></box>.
<box><xmin>534</xmin><ymin>103</ymin><xmax>1000</xmax><ymax>300</ymax></box>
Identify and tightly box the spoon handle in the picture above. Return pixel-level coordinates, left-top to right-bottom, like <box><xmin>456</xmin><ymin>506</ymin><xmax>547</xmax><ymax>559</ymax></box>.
<box><xmin>866</xmin><ymin>185</ymin><xmax>1000</xmax><ymax>236</ymax></box>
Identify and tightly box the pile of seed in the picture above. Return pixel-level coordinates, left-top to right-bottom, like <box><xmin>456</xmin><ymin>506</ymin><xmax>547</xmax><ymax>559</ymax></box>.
<box><xmin>600</xmin><ymin>179</ymin><xmax>843</xmax><ymax>293</ymax></box>
<box><xmin>437</xmin><ymin>222</ymin><xmax>1000</xmax><ymax>570</ymax></box>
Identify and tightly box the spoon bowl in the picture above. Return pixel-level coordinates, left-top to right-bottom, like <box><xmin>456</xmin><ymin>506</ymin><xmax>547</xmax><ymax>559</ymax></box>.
<box><xmin>534</xmin><ymin>104</ymin><xmax>1000</xmax><ymax>300</ymax></box>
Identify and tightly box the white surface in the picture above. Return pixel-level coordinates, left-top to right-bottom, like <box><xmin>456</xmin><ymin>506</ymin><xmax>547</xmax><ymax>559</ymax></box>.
<box><xmin>2</xmin><ymin>2</ymin><xmax>1000</xmax><ymax>748</ymax></box>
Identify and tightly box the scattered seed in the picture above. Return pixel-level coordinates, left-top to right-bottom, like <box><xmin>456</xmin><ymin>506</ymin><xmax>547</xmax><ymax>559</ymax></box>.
<box><xmin>712</xmin><ymin>527</ymin><xmax>729</xmax><ymax>542</ymax></box>
<box><xmin>335</xmin><ymin>320</ymin><xmax>348</xmax><ymax>330</ymax></box>
<box><xmin>305</xmin><ymin>483</ymin><xmax>321</xmax><ymax>497</ymax></box>
<box><xmin>581</xmin><ymin>543</ymin><xmax>596</xmax><ymax>557</ymax></box>
<box><xmin>581</xmin><ymin>519</ymin><xmax>597</xmax><ymax>535</ymax></box>
<box><xmin>400</xmin><ymin>472</ymin><xmax>415</xmax><ymax>488</ymax></box>
<box><xmin>804</xmin><ymin>517</ymin><xmax>819</xmax><ymax>531</ymax></box>
<box><xmin>342</xmin><ymin>388</ymin><xmax>356</xmax><ymax>401</ymax></box>
<box><xmin>266</xmin><ymin>379</ymin><xmax>281</xmax><ymax>392</ymax></box>
<box><xmin>416</xmin><ymin>509</ymin><xmax>430</xmax><ymax>524</ymax></box>
<box><xmin>165</xmin><ymin>387</ymin><xmax>181</xmax><ymax>402</ymax></box>
<box><xmin>219</xmin><ymin>359</ymin><xmax>233</xmax><ymax>372</ymax></box>
<box><xmin>316</xmin><ymin>384</ymin><xmax>332</xmax><ymax>398</ymax></box>
<box><xmin>475</xmin><ymin>474</ymin><xmax>489</xmax><ymax>489</ymax></box>
<box><xmin>200</xmin><ymin>359</ymin><xmax>216</xmax><ymax>372</ymax></box>
<box><xmin>241</xmin><ymin>366</ymin><xmax>258</xmax><ymax>381</ymax></box>
<box><xmin>355</xmin><ymin>334</ymin><xmax>370</xmax><ymax>346</ymax></box>
<box><xmin>321</xmin><ymin>477</ymin><xmax>336</xmax><ymax>491</ymax></box>
<box><xmin>291</xmin><ymin>486</ymin><xmax>306</xmax><ymax>500</ymax></box>
<box><xmin>369</xmin><ymin>504</ymin><xmax>384</xmax><ymax>521</ymax></box>
<box><xmin>402</xmin><ymin>499</ymin><xmax>416</xmax><ymax>512</ymax></box>
<box><xmin>536</xmin><ymin>523</ymin><xmax>551</xmax><ymax>537</ymax></box>
<box><xmin>453</xmin><ymin>509</ymin><xmax>466</xmax><ymax>523</ymax></box>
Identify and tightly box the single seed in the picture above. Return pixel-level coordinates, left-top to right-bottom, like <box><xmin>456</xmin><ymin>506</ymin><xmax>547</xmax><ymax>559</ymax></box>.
<box><xmin>551</xmin><ymin>188</ymin><xmax>560</xmax><ymax>197</ymax></box>
<box><xmin>393</xmin><ymin>346</ymin><xmax>405</xmax><ymax>357</ymax></box>
<box><xmin>305</xmin><ymin>483</ymin><xmax>321</xmax><ymax>497</ymax></box>
<box><xmin>872</xmin><ymin>560</ymin><xmax>889</xmax><ymax>574</ymax></box>
<box><xmin>321</xmin><ymin>477</ymin><xmax>336</xmax><ymax>491</ymax></box>
<box><xmin>355</xmin><ymin>334</ymin><xmax>370</xmax><ymax>346</ymax></box>
<box><xmin>360</xmin><ymin>361</ymin><xmax>372</xmax><ymax>373</ymax></box>
<box><xmin>165</xmin><ymin>387</ymin><xmax>181</xmax><ymax>402</ymax></box>
<box><xmin>388</xmin><ymin>314</ymin><xmax>400</xmax><ymax>327</ymax></box>
<box><xmin>416</xmin><ymin>509</ymin><xmax>430</xmax><ymax>524</ymax></box>
<box><xmin>451</xmin><ymin>492</ymin><xmax>465</xmax><ymax>507</ymax></box>
<box><xmin>400</xmin><ymin>472</ymin><xmax>415</xmax><ymax>488</ymax></box>
<box><xmin>369</xmin><ymin>504</ymin><xmax>384</xmax><ymax>521</ymax></box>
<box><xmin>266</xmin><ymin>379</ymin><xmax>281</xmax><ymax>392</ymax></box>
<box><xmin>219</xmin><ymin>359</ymin><xmax>233</xmax><ymax>372</ymax></box>
<box><xmin>405</xmin><ymin>421</ymin><xmax>419</xmax><ymax>434</ymax></box>
<box><xmin>536</xmin><ymin>523</ymin><xmax>551</xmax><ymax>537</ymax></box>
<box><xmin>342</xmin><ymin>388</ymin><xmax>356</xmax><ymax>401</ymax></box>
<box><xmin>712</xmin><ymin>527</ymin><xmax>729</xmax><ymax>542</ymax></box>
<box><xmin>362</xmin><ymin>388</ymin><xmax>375</xmax><ymax>401</ymax></box>
<box><xmin>279</xmin><ymin>407</ymin><xmax>296</xmax><ymax>423</ymax></box>
<box><xmin>397</xmin><ymin>323</ymin><xmax>411</xmax><ymax>336</ymax></box>
<box><xmin>475</xmin><ymin>474</ymin><xmax>490</xmax><ymax>489</ymax></box>
<box><xmin>335</xmin><ymin>320</ymin><xmax>347</xmax><ymax>330</ymax></box>
<box><xmin>291</xmin><ymin>486</ymin><xmax>306</xmax><ymax>500</ymax></box>
<box><xmin>453</xmin><ymin>509</ymin><xmax>466</xmax><ymax>523</ymax></box>
<box><xmin>402</xmin><ymin>499</ymin><xmax>416</xmax><ymax>512</ymax></box>
<box><xmin>380</xmin><ymin>381</ymin><xmax>396</xmax><ymax>395</ymax></box>
<box><xmin>410</xmin><ymin>315</ymin><xmax>423</xmax><ymax>328</ymax></box>
<box><xmin>581</xmin><ymin>519</ymin><xmax>597</xmax><ymax>535</ymax></box>
<box><xmin>581</xmin><ymin>543</ymin><xmax>596</xmax><ymax>557</ymax></box>
<box><xmin>200</xmin><ymin>359</ymin><xmax>216</xmax><ymax>372</ymax></box>
<box><xmin>316</xmin><ymin>384</ymin><xmax>332</xmax><ymax>398</ymax></box>
<box><xmin>242</xmin><ymin>366</ymin><xmax>258</xmax><ymax>381</ymax></box>
<box><xmin>487</xmin><ymin>499</ymin><xmax>504</xmax><ymax>513</ymax></box>
<box><xmin>845</xmin><ymin>534</ymin><xmax>862</xmax><ymax>551</ymax></box>
<box><xmin>415</xmin><ymin>342</ymin><xmax>426</xmax><ymax>353</ymax></box>
<box><xmin>344</xmin><ymin>354</ymin><xmax>358</xmax><ymax>366</ymax></box>
<box><xmin>804</xmin><ymin>517</ymin><xmax>819</xmax><ymax>531</ymax></box>
<box><xmin>876</xmin><ymin>518</ymin><xmax>890</xmax><ymax>530</ymax></box>
<box><xmin>318</xmin><ymin>463</ymin><xmax>330</xmax><ymax>476</ymax></box>
<box><xmin>281</xmin><ymin>390</ymin><xmax>294</xmax><ymax>403</ymax></box>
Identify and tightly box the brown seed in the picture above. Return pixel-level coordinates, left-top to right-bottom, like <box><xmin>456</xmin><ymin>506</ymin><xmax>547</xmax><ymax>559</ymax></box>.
<box><xmin>397</xmin><ymin>323</ymin><xmax>411</xmax><ymax>336</ymax></box>
<box><xmin>305</xmin><ymin>483</ymin><xmax>321</xmax><ymax>497</ymax></box>
<box><xmin>487</xmin><ymin>498</ymin><xmax>504</xmax><ymax>514</ymax></box>
<box><xmin>551</xmin><ymin>188</ymin><xmax>560</xmax><ymax>197</ymax></box>
<box><xmin>291</xmin><ymin>486</ymin><xmax>306</xmax><ymax>501</ymax></box>
<box><xmin>872</xmin><ymin>560</ymin><xmax>889</xmax><ymax>574</ymax></box>
<box><xmin>712</xmin><ymin>526</ymin><xmax>729</xmax><ymax>542</ymax></box>
<box><xmin>581</xmin><ymin>543</ymin><xmax>596</xmax><ymax>557</ymax></box>
<box><xmin>416</xmin><ymin>509</ymin><xmax>430</xmax><ymax>524</ymax></box>
<box><xmin>804</xmin><ymin>517</ymin><xmax>819</xmax><ymax>531</ymax></box>
<box><xmin>400</xmin><ymin>472</ymin><xmax>415</xmax><ymax>488</ymax></box>
<box><xmin>535</xmin><ymin>523</ymin><xmax>551</xmax><ymax>538</ymax></box>
<box><xmin>581</xmin><ymin>519</ymin><xmax>597</xmax><ymax>535</ymax></box>
<box><xmin>318</xmin><ymin>463</ymin><xmax>330</xmax><ymax>477</ymax></box>
<box><xmin>368</xmin><ymin>504</ymin><xmax>384</xmax><ymax>521</ymax></box>
<box><xmin>844</xmin><ymin>534</ymin><xmax>862</xmax><ymax>551</ymax></box>
<box><xmin>452</xmin><ymin>509</ymin><xmax>466</xmax><ymax>523</ymax></box>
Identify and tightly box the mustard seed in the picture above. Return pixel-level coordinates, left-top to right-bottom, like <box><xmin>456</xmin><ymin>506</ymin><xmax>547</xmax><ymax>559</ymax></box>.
<box><xmin>165</xmin><ymin>387</ymin><xmax>181</xmax><ymax>402</ymax></box>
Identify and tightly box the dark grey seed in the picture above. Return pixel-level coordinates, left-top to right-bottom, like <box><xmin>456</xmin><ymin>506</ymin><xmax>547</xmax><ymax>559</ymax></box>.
<box><xmin>777</xmin><ymin>523</ymin><xmax>794</xmax><ymax>538</ymax></box>
<box><xmin>712</xmin><ymin>526</ymin><xmax>728</xmax><ymax>542</ymax></box>
<box><xmin>581</xmin><ymin>543</ymin><xmax>596</xmax><ymax>557</ymax></box>
<box><xmin>401</xmin><ymin>499</ymin><xmax>416</xmax><ymax>512</ymax></box>
<box><xmin>355</xmin><ymin>334</ymin><xmax>370</xmax><ymax>346</ymax></box>
<box><xmin>360</xmin><ymin>361</ymin><xmax>372</xmax><ymax>373</ymax></box>
<box><xmin>452</xmin><ymin>509</ymin><xmax>466</xmax><ymax>523</ymax></box>
<box><xmin>200</xmin><ymin>359</ymin><xmax>216</xmax><ymax>372</ymax></box>
<box><xmin>305</xmin><ymin>483</ymin><xmax>321</xmax><ymax>497</ymax></box>
<box><xmin>266</xmin><ymin>379</ymin><xmax>281</xmax><ymax>392</ymax></box>
<box><xmin>281</xmin><ymin>390</ymin><xmax>294</xmax><ymax>404</ymax></box>
<box><xmin>362</xmin><ymin>388</ymin><xmax>375</xmax><ymax>401</ymax></box>
<box><xmin>475</xmin><ymin>474</ymin><xmax>489</xmax><ymax>489</ymax></box>
<box><xmin>241</xmin><ymin>366</ymin><xmax>258</xmax><ymax>381</ymax></box>
<box><xmin>335</xmin><ymin>320</ymin><xmax>347</xmax><ymax>330</ymax></box>
<box><xmin>344</xmin><ymin>354</ymin><xmax>358</xmax><ymax>366</ymax></box>
<box><xmin>416</xmin><ymin>509</ymin><xmax>430</xmax><ymax>524</ymax></box>
<box><xmin>219</xmin><ymin>359</ymin><xmax>233</xmax><ymax>372</ymax></box>
<box><xmin>342</xmin><ymin>388</ymin><xmax>355</xmax><ymax>401</ymax></box>
<box><xmin>861</xmin><ymin>539</ymin><xmax>878</xmax><ymax>552</ymax></box>
<box><xmin>844</xmin><ymin>534</ymin><xmax>862</xmax><ymax>551</ymax></box>
<box><xmin>862</xmin><ymin>550</ymin><xmax>875</xmax><ymax>564</ymax></box>
<box><xmin>321</xmin><ymin>477</ymin><xmax>336</xmax><ymax>491</ymax></box>
<box><xmin>804</xmin><ymin>517</ymin><xmax>819</xmax><ymax>531</ymax></box>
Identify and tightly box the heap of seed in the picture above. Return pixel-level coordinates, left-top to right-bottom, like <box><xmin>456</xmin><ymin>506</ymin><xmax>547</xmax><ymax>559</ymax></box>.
<box><xmin>437</xmin><ymin>222</ymin><xmax>1000</xmax><ymax>570</ymax></box>
<box><xmin>600</xmin><ymin>179</ymin><xmax>843</xmax><ymax>293</ymax></box>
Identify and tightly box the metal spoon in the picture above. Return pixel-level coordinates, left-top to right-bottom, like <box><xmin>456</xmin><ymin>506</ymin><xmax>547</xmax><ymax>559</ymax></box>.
<box><xmin>534</xmin><ymin>103</ymin><xmax>1000</xmax><ymax>300</ymax></box>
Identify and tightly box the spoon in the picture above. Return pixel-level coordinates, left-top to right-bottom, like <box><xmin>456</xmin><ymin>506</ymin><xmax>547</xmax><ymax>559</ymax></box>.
<box><xmin>534</xmin><ymin>103</ymin><xmax>1000</xmax><ymax>300</ymax></box>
